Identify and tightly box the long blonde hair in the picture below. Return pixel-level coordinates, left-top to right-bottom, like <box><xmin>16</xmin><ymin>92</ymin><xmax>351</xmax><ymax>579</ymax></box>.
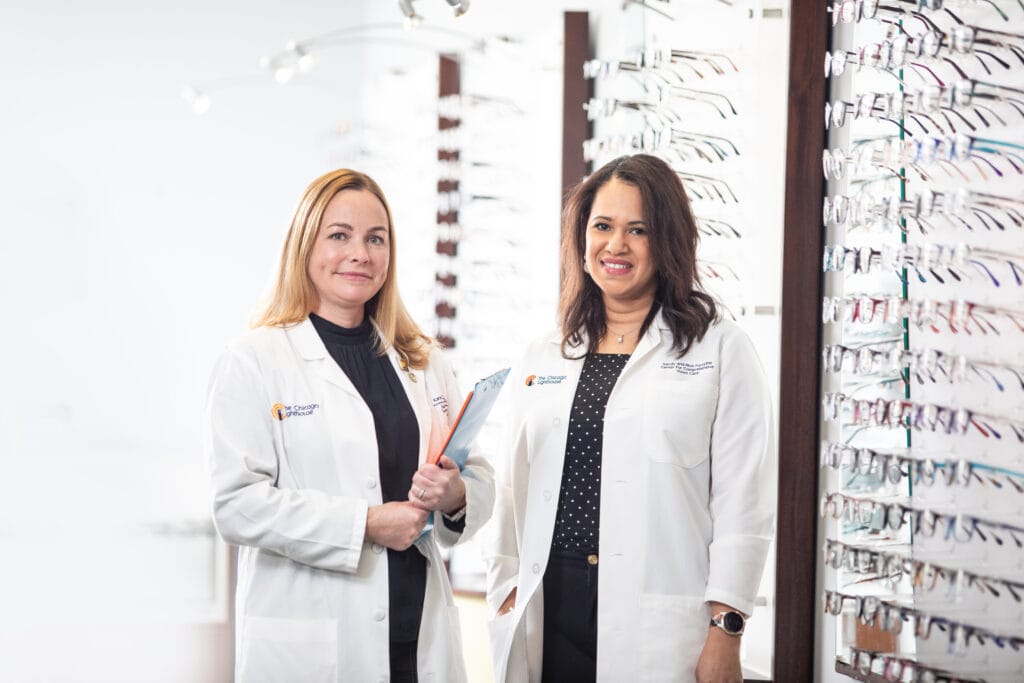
<box><xmin>252</xmin><ymin>169</ymin><xmax>436</xmax><ymax>369</ymax></box>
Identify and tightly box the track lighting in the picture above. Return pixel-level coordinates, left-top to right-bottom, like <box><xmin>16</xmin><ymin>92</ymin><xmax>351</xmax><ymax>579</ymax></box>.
<box><xmin>398</xmin><ymin>0</ymin><xmax>423</xmax><ymax>27</ymax></box>
<box><xmin>287</xmin><ymin>41</ymin><xmax>316</xmax><ymax>72</ymax></box>
<box><xmin>184</xmin><ymin>19</ymin><xmax>501</xmax><ymax>115</ymax></box>
<box><xmin>258</xmin><ymin>55</ymin><xmax>295</xmax><ymax>84</ymax></box>
<box><xmin>273</xmin><ymin>65</ymin><xmax>294</xmax><ymax>84</ymax></box>
<box><xmin>179</xmin><ymin>85</ymin><xmax>211</xmax><ymax>115</ymax></box>
<box><xmin>399</xmin><ymin>0</ymin><xmax>469</xmax><ymax>22</ymax></box>
<box><xmin>444</xmin><ymin>0</ymin><xmax>470</xmax><ymax>17</ymax></box>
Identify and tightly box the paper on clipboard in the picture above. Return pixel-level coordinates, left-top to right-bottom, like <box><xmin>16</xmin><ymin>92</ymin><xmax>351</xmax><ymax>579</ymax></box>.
<box><xmin>429</xmin><ymin>367</ymin><xmax>510</xmax><ymax>469</ymax></box>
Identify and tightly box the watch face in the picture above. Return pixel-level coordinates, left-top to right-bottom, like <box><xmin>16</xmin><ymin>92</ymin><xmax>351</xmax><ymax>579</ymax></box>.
<box><xmin>723</xmin><ymin>612</ymin><xmax>744</xmax><ymax>633</ymax></box>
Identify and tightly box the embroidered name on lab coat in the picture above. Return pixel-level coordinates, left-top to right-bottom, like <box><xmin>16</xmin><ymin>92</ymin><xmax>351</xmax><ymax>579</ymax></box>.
<box><xmin>432</xmin><ymin>395</ymin><xmax>449</xmax><ymax>415</ymax></box>
<box><xmin>660</xmin><ymin>361</ymin><xmax>715</xmax><ymax>376</ymax></box>
<box><xmin>270</xmin><ymin>402</ymin><xmax>320</xmax><ymax>420</ymax></box>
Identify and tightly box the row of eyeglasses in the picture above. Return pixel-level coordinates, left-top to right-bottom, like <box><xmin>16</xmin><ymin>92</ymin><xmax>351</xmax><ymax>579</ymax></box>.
<box><xmin>824</xmin><ymin>589</ymin><xmax>1024</xmax><ymax>658</ymax></box>
<box><xmin>821</xmin><ymin>294</ymin><xmax>1024</xmax><ymax>333</ymax></box>
<box><xmin>822</xmin><ymin>340</ymin><xmax>1024</xmax><ymax>390</ymax></box>
<box><xmin>847</xmin><ymin>645</ymin><xmax>984</xmax><ymax>683</ymax></box>
<box><xmin>822</xmin><ymin>241</ymin><xmax>1024</xmax><ymax>286</ymax></box>
<box><xmin>821</xmin><ymin>441</ymin><xmax>1024</xmax><ymax>491</ymax></box>
<box><xmin>822</xmin><ymin>390</ymin><xmax>1023</xmax><ymax>439</ymax></box>
<box><xmin>822</xmin><ymin>135</ymin><xmax>1024</xmax><ymax>183</ymax></box>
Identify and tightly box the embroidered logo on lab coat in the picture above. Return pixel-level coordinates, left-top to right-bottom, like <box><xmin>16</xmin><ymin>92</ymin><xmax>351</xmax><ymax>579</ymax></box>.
<box><xmin>660</xmin><ymin>361</ymin><xmax>715</xmax><ymax>376</ymax></box>
<box><xmin>525</xmin><ymin>374</ymin><xmax>567</xmax><ymax>386</ymax></box>
<box><xmin>270</xmin><ymin>402</ymin><xmax>320</xmax><ymax>420</ymax></box>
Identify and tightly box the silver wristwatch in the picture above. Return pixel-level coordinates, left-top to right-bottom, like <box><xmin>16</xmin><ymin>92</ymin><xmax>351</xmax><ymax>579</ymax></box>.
<box><xmin>710</xmin><ymin>610</ymin><xmax>746</xmax><ymax>636</ymax></box>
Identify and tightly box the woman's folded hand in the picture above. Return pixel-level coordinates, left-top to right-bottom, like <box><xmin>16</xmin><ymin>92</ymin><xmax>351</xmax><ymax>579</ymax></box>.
<box><xmin>408</xmin><ymin>455</ymin><xmax>467</xmax><ymax>514</ymax></box>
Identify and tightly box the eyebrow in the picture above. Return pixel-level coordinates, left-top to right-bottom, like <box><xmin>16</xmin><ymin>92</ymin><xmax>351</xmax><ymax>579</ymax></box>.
<box><xmin>589</xmin><ymin>215</ymin><xmax>646</xmax><ymax>225</ymax></box>
<box><xmin>325</xmin><ymin>223</ymin><xmax>389</xmax><ymax>233</ymax></box>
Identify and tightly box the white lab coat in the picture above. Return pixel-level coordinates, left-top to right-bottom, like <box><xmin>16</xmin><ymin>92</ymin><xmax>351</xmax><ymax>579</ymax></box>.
<box><xmin>484</xmin><ymin>312</ymin><xmax>775</xmax><ymax>683</ymax></box>
<box><xmin>204</xmin><ymin>319</ymin><xmax>494</xmax><ymax>683</ymax></box>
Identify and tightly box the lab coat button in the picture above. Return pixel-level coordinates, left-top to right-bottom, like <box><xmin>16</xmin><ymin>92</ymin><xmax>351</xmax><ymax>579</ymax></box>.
<box><xmin>543</xmin><ymin>490</ymin><xmax>552</xmax><ymax>501</ymax></box>
<box><xmin>553</xmin><ymin>417</ymin><xmax>561</xmax><ymax>426</ymax></box>
<box><xmin>373</xmin><ymin>609</ymin><xmax>386</xmax><ymax>622</ymax></box>
<box><xmin>532</xmin><ymin>563</ymin><xmax>540</xmax><ymax>574</ymax></box>
<box><xmin>366</xmin><ymin>478</ymin><xmax>377</xmax><ymax>489</ymax></box>
<box><xmin>371</xmin><ymin>543</ymin><xmax>384</xmax><ymax>554</ymax></box>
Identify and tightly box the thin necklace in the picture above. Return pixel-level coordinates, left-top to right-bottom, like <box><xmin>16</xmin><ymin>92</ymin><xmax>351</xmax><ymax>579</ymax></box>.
<box><xmin>607</xmin><ymin>324</ymin><xmax>641</xmax><ymax>344</ymax></box>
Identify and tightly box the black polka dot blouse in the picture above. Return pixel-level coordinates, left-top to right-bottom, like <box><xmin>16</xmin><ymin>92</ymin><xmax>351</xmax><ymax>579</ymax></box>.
<box><xmin>550</xmin><ymin>352</ymin><xmax>630</xmax><ymax>553</ymax></box>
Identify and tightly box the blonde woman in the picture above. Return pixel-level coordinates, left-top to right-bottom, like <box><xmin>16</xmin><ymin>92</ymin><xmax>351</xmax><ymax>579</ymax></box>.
<box><xmin>205</xmin><ymin>169</ymin><xmax>493</xmax><ymax>682</ymax></box>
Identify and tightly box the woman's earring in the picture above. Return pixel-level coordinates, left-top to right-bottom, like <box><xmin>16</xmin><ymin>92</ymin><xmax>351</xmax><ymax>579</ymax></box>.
<box><xmin>582</xmin><ymin>258</ymin><xmax>590</xmax><ymax>274</ymax></box>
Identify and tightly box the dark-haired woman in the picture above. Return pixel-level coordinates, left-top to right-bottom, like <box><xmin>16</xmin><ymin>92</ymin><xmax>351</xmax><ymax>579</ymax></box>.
<box><xmin>484</xmin><ymin>154</ymin><xmax>775</xmax><ymax>683</ymax></box>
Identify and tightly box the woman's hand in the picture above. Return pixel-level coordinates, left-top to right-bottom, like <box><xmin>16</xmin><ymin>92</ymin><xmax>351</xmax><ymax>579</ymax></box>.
<box><xmin>497</xmin><ymin>587</ymin><xmax>517</xmax><ymax>616</ymax></box>
<box><xmin>365</xmin><ymin>502</ymin><xmax>430</xmax><ymax>551</ymax></box>
<box><xmin>695</xmin><ymin>627</ymin><xmax>742</xmax><ymax>683</ymax></box>
<box><xmin>408</xmin><ymin>455</ymin><xmax>466</xmax><ymax>514</ymax></box>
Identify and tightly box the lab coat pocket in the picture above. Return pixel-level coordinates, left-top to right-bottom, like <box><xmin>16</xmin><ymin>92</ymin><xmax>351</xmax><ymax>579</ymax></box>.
<box><xmin>488</xmin><ymin>610</ymin><xmax>524</xmax><ymax>683</ymax></box>
<box><xmin>237</xmin><ymin>616</ymin><xmax>337</xmax><ymax>683</ymax></box>
<box><xmin>644</xmin><ymin>381</ymin><xmax>718</xmax><ymax>469</ymax></box>
<box><xmin>637</xmin><ymin>593</ymin><xmax>707</xmax><ymax>682</ymax></box>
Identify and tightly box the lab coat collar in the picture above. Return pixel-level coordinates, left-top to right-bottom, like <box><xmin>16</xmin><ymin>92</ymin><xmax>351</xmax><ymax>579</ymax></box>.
<box><xmin>285</xmin><ymin>318</ymin><xmax>361</xmax><ymax>397</ymax></box>
<box><xmin>285</xmin><ymin>318</ymin><xmax>431</xmax><ymax>459</ymax></box>
<box><xmin>287</xmin><ymin>318</ymin><xmax>328</xmax><ymax>360</ymax></box>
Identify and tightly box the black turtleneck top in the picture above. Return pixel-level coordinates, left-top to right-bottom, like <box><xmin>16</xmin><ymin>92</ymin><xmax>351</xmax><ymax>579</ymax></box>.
<box><xmin>309</xmin><ymin>312</ymin><xmax>425</xmax><ymax>645</ymax></box>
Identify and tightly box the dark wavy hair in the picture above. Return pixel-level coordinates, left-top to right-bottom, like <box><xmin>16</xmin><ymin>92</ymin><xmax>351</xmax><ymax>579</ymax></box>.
<box><xmin>559</xmin><ymin>154</ymin><xmax>718</xmax><ymax>358</ymax></box>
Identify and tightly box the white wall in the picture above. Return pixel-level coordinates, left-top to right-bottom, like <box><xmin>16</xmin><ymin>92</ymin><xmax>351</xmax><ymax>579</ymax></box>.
<box><xmin>0</xmin><ymin>1</ymin><xmax>367</xmax><ymax>678</ymax></box>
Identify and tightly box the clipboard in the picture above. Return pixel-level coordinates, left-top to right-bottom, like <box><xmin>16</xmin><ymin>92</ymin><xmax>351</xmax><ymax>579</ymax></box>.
<box><xmin>417</xmin><ymin>367</ymin><xmax>509</xmax><ymax>540</ymax></box>
<box><xmin>429</xmin><ymin>367</ymin><xmax>510</xmax><ymax>469</ymax></box>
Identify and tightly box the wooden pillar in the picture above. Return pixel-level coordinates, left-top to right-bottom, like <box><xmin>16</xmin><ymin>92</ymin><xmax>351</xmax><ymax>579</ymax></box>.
<box><xmin>774</xmin><ymin>0</ymin><xmax>831</xmax><ymax>679</ymax></box>
<box><xmin>561</xmin><ymin>11</ymin><xmax>592</xmax><ymax>205</ymax></box>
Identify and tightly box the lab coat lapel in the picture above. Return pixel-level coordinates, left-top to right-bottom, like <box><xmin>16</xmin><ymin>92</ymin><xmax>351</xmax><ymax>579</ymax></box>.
<box><xmin>520</xmin><ymin>338</ymin><xmax>585</xmax><ymax>574</ymax></box>
<box><xmin>285</xmin><ymin>319</ymin><xmax>362</xmax><ymax>399</ymax></box>
<box><xmin>388</xmin><ymin>349</ymin><xmax>431</xmax><ymax>464</ymax></box>
<box><xmin>621</xmin><ymin>309</ymin><xmax>667</xmax><ymax>378</ymax></box>
<box><xmin>544</xmin><ymin>334</ymin><xmax>586</xmax><ymax>429</ymax></box>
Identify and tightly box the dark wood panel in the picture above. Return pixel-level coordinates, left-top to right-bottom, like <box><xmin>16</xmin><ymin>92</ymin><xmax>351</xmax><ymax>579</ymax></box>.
<box><xmin>439</xmin><ymin>53</ymin><xmax>460</xmax><ymax>98</ymax></box>
<box><xmin>561</xmin><ymin>11</ymin><xmax>592</xmax><ymax>204</ymax></box>
<box><xmin>438</xmin><ymin>54</ymin><xmax>460</xmax><ymax>350</ymax></box>
<box><xmin>774</xmin><ymin>0</ymin><xmax>830</xmax><ymax>680</ymax></box>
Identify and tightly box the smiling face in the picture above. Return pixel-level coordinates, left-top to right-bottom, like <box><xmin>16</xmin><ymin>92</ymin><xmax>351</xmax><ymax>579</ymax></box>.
<box><xmin>307</xmin><ymin>188</ymin><xmax>390</xmax><ymax>327</ymax></box>
<box><xmin>583</xmin><ymin>178</ymin><xmax>657</xmax><ymax>305</ymax></box>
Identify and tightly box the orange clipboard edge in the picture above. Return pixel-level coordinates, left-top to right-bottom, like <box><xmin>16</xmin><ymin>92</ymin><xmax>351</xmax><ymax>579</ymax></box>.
<box><xmin>428</xmin><ymin>390</ymin><xmax>474</xmax><ymax>466</ymax></box>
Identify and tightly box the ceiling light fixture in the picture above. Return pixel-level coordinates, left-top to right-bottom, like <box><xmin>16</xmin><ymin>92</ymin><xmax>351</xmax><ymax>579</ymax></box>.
<box><xmin>398</xmin><ymin>0</ymin><xmax>423</xmax><ymax>28</ymax></box>
<box><xmin>184</xmin><ymin>21</ymin><xmax>505</xmax><ymax>115</ymax></box>
<box><xmin>443</xmin><ymin>0</ymin><xmax>471</xmax><ymax>17</ymax></box>
<box><xmin>179</xmin><ymin>85</ymin><xmax>212</xmax><ymax>115</ymax></box>
<box><xmin>399</xmin><ymin>0</ymin><xmax>469</xmax><ymax>23</ymax></box>
<box><xmin>258</xmin><ymin>55</ymin><xmax>295</xmax><ymax>84</ymax></box>
<box><xmin>287</xmin><ymin>40</ymin><xmax>316</xmax><ymax>72</ymax></box>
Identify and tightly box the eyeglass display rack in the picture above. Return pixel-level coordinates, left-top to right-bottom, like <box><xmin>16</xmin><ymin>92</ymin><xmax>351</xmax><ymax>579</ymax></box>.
<box><xmin>819</xmin><ymin>1</ymin><xmax>1024</xmax><ymax>681</ymax></box>
<box><xmin>583</xmin><ymin>0</ymin><xmax>791</xmax><ymax>677</ymax></box>
<box><xmin>434</xmin><ymin>33</ymin><xmax>567</xmax><ymax>595</ymax></box>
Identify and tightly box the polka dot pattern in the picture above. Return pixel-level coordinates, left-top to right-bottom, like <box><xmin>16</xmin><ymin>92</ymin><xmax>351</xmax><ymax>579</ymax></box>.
<box><xmin>551</xmin><ymin>352</ymin><xmax>630</xmax><ymax>552</ymax></box>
